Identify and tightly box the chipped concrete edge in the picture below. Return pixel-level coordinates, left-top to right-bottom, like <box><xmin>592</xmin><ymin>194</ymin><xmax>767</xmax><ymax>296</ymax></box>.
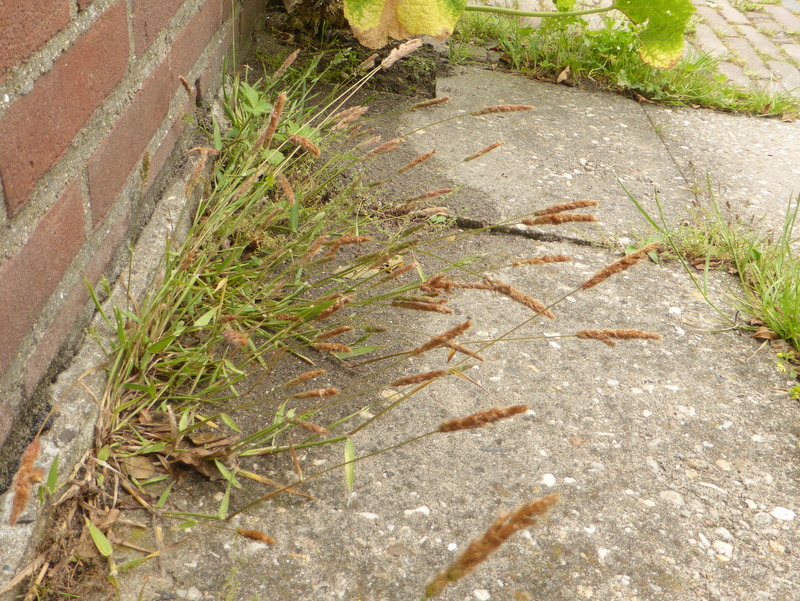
<box><xmin>0</xmin><ymin>153</ymin><xmax>200</xmax><ymax>596</ymax></box>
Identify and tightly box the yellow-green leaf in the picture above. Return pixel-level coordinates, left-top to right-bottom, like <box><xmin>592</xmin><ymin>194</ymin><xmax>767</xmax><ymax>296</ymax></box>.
<box><xmin>86</xmin><ymin>519</ymin><xmax>113</xmax><ymax>557</ymax></box>
<box><xmin>616</xmin><ymin>0</ymin><xmax>695</xmax><ymax>68</ymax></box>
<box><xmin>343</xmin><ymin>0</ymin><xmax>466</xmax><ymax>49</ymax></box>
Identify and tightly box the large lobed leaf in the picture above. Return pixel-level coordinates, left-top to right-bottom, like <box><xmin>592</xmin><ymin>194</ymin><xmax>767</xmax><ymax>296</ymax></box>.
<box><xmin>616</xmin><ymin>0</ymin><xmax>695</xmax><ymax>69</ymax></box>
<box><xmin>343</xmin><ymin>0</ymin><xmax>466</xmax><ymax>48</ymax></box>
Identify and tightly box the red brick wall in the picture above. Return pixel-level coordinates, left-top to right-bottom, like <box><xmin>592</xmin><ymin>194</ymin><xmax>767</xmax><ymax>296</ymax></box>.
<box><xmin>0</xmin><ymin>0</ymin><xmax>264</xmax><ymax>459</ymax></box>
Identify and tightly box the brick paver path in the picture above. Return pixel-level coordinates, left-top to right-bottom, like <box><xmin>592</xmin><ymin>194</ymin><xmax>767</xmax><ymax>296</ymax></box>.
<box><xmin>512</xmin><ymin>0</ymin><xmax>800</xmax><ymax>96</ymax></box>
<box><xmin>691</xmin><ymin>0</ymin><xmax>800</xmax><ymax>95</ymax></box>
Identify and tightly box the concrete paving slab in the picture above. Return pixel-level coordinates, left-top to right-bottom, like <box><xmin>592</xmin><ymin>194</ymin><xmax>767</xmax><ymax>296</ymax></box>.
<box><xmin>642</xmin><ymin>103</ymin><xmax>800</xmax><ymax>231</ymax></box>
<box><xmin>100</xmin><ymin>232</ymin><xmax>800</xmax><ymax>601</ymax></box>
<box><xmin>393</xmin><ymin>67</ymin><xmax>695</xmax><ymax>243</ymax></box>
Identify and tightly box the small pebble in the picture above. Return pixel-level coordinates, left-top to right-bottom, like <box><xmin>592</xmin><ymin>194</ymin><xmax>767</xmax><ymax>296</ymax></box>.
<box><xmin>715</xmin><ymin>459</ymin><xmax>732</xmax><ymax>471</ymax></box>
<box><xmin>769</xmin><ymin>540</ymin><xmax>786</xmax><ymax>554</ymax></box>
<box><xmin>713</xmin><ymin>527</ymin><xmax>733</xmax><ymax>541</ymax></box>
<box><xmin>770</xmin><ymin>507</ymin><xmax>796</xmax><ymax>522</ymax></box>
<box><xmin>404</xmin><ymin>505</ymin><xmax>431</xmax><ymax>516</ymax></box>
<box><xmin>474</xmin><ymin>589</ymin><xmax>491</xmax><ymax>601</ymax></box>
<box><xmin>712</xmin><ymin>540</ymin><xmax>733</xmax><ymax>557</ymax></box>
<box><xmin>541</xmin><ymin>473</ymin><xmax>556</xmax><ymax>487</ymax></box>
<box><xmin>660</xmin><ymin>490</ymin><xmax>685</xmax><ymax>507</ymax></box>
<box><xmin>358</xmin><ymin>512</ymin><xmax>380</xmax><ymax>520</ymax></box>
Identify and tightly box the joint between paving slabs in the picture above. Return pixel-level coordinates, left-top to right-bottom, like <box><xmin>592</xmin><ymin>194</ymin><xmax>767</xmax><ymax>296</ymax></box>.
<box><xmin>453</xmin><ymin>216</ymin><xmax>596</xmax><ymax>247</ymax></box>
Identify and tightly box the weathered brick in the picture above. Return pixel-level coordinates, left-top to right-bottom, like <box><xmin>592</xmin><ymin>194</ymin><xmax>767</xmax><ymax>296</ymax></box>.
<box><xmin>87</xmin><ymin>58</ymin><xmax>172</xmax><ymax>226</ymax></box>
<box><xmin>763</xmin><ymin>5</ymin><xmax>800</xmax><ymax>32</ymax></box>
<box><xmin>713</xmin><ymin>0</ymin><xmax>751</xmax><ymax>26</ymax></box>
<box><xmin>695</xmin><ymin>6</ymin><xmax>736</xmax><ymax>37</ymax></box>
<box><xmin>0</xmin><ymin>0</ymin><xmax>70</xmax><ymax>77</ymax></box>
<box><xmin>171</xmin><ymin>0</ymin><xmax>224</xmax><ymax>82</ymax></box>
<box><xmin>738</xmin><ymin>24</ymin><xmax>782</xmax><ymax>60</ymax></box>
<box><xmin>693</xmin><ymin>24</ymin><xmax>729</xmax><ymax>58</ymax></box>
<box><xmin>767</xmin><ymin>60</ymin><xmax>800</xmax><ymax>92</ymax></box>
<box><xmin>77</xmin><ymin>0</ymin><xmax>94</xmax><ymax>8</ymax></box>
<box><xmin>0</xmin><ymin>179</ymin><xmax>85</xmax><ymax>374</ymax></box>
<box><xmin>781</xmin><ymin>42</ymin><xmax>800</xmax><ymax>63</ymax></box>
<box><xmin>716</xmin><ymin>61</ymin><xmax>752</xmax><ymax>89</ymax></box>
<box><xmin>23</xmin><ymin>204</ymin><xmax>131</xmax><ymax>395</ymax></box>
<box><xmin>725</xmin><ymin>37</ymin><xmax>772</xmax><ymax>78</ymax></box>
<box><xmin>0</xmin><ymin>2</ymin><xmax>128</xmax><ymax>216</ymax></box>
<box><xmin>131</xmin><ymin>0</ymin><xmax>184</xmax><ymax>57</ymax></box>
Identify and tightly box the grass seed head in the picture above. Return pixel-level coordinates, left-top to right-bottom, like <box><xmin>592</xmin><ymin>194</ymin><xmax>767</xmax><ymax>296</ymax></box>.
<box><xmin>273</xmin><ymin>49</ymin><xmax>299</xmax><ymax>79</ymax></box>
<box><xmin>581</xmin><ymin>242</ymin><xmax>661</xmax><ymax>290</ymax></box>
<box><xmin>464</xmin><ymin>142</ymin><xmax>505</xmax><ymax>162</ymax></box>
<box><xmin>534</xmin><ymin>200</ymin><xmax>599</xmax><ymax>216</ymax></box>
<box><xmin>522</xmin><ymin>214</ymin><xmax>598</xmax><ymax>226</ymax></box>
<box><xmin>513</xmin><ymin>255</ymin><xmax>572</xmax><ymax>267</ymax></box>
<box><xmin>471</xmin><ymin>104</ymin><xmax>534</xmax><ymax>116</ymax></box>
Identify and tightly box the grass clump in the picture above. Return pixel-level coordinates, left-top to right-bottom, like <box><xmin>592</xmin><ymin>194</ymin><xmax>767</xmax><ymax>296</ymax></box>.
<box><xmin>453</xmin><ymin>12</ymin><xmax>800</xmax><ymax>117</ymax></box>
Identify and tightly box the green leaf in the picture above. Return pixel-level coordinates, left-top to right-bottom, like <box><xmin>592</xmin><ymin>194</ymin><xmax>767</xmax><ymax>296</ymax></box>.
<box><xmin>616</xmin><ymin>0</ymin><xmax>695</xmax><ymax>69</ymax></box>
<box><xmin>344</xmin><ymin>437</ymin><xmax>355</xmax><ymax>492</ymax></box>
<box><xmin>220</xmin><ymin>413</ymin><xmax>241</xmax><ymax>433</ymax></box>
<box><xmin>177</xmin><ymin>519</ymin><xmax>197</xmax><ymax>530</ymax></box>
<box><xmin>218</xmin><ymin>485</ymin><xmax>231</xmax><ymax>520</ymax></box>
<box><xmin>194</xmin><ymin>307</ymin><xmax>217</xmax><ymax>328</ymax></box>
<box><xmin>343</xmin><ymin>0</ymin><xmax>466</xmax><ymax>49</ymax></box>
<box><xmin>97</xmin><ymin>445</ymin><xmax>111</xmax><ymax>462</ymax></box>
<box><xmin>156</xmin><ymin>482</ymin><xmax>174</xmax><ymax>509</ymax></box>
<box><xmin>86</xmin><ymin>519</ymin><xmax>113</xmax><ymax>557</ymax></box>
<box><xmin>46</xmin><ymin>454</ymin><xmax>59</xmax><ymax>494</ymax></box>
<box><xmin>147</xmin><ymin>336</ymin><xmax>176</xmax><ymax>354</ymax></box>
<box><xmin>214</xmin><ymin>459</ymin><xmax>242</xmax><ymax>489</ymax></box>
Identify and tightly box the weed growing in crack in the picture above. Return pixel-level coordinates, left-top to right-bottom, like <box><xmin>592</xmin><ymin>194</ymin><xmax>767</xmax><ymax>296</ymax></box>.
<box><xmin>9</xmin><ymin>42</ymin><xmax>665</xmax><ymax>601</ymax></box>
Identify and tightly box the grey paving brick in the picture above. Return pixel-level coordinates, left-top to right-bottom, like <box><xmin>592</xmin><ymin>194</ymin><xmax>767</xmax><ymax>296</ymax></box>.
<box><xmin>781</xmin><ymin>42</ymin><xmax>800</xmax><ymax>63</ymax></box>
<box><xmin>767</xmin><ymin>59</ymin><xmax>800</xmax><ymax>93</ymax></box>
<box><xmin>763</xmin><ymin>5</ymin><xmax>800</xmax><ymax>32</ymax></box>
<box><xmin>725</xmin><ymin>36</ymin><xmax>773</xmax><ymax>77</ymax></box>
<box><xmin>693</xmin><ymin>23</ymin><xmax>729</xmax><ymax>57</ymax></box>
<box><xmin>713</xmin><ymin>0</ymin><xmax>751</xmax><ymax>25</ymax></box>
<box><xmin>747</xmin><ymin>15</ymin><xmax>787</xmax><ymax>38</ymax></box>
<box><xmin>738</xmin><ymin>24</ymin><xmax>783</xmax><ymax>59</ymax></box>
<box><xmin>695</xmin><ymin>6</ymin><xmax>737</xmax><ymax>36</ymax></box>
<box><xmin>716</xmin><ymin>60</ymin><xmax>755</xmax><ymax>88</ymax></box>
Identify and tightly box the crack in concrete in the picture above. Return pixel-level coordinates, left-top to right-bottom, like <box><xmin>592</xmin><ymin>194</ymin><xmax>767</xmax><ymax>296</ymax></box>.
<box><xmin>453</xmin><ymin>216</ymin><xmax>598</xmax><ymax>247</ymax></box>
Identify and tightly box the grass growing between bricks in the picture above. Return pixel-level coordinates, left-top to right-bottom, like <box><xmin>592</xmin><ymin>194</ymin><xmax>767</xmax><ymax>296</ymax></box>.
<box><xmin>7</xmin><ymin>43</ymin><xmax>672</xmax><ymax>600</ymax></box>
<box><xmin>452</xmin><ymin>12</ymin><xmax>800</xmax><ymax>118</ymax></box>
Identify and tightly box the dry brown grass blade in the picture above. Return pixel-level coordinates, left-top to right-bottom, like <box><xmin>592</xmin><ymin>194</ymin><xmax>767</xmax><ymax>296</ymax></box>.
<box><xmin>238</xmin><ymin>470</ymin><xmax>317</xmax><ymax>500</ymax></box>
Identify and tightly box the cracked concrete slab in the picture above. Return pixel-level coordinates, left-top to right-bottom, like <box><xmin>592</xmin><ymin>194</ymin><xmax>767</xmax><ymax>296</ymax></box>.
<box><xmin>4</xmin><ymin>66</ymin><xmax>800</xmax><ymax>601</ymax></box>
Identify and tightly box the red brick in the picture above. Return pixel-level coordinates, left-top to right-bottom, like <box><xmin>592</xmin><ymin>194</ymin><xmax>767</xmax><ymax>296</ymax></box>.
<box><xmin>77</xmin><ymin>0</ymin><xmax>94</xmax><ymax>8</ymax></box>
<box><xmin>171</xmin><ymin>0</ymin><xmax>223</xmax><ymax>83</ymax></box>
<box><xmin>0</xmin><ymin>179</ymin><xmax>85</xmax><ymax>374</ymax></box>
<box><xmin>87</xmin><ymin>57</ymin><xmax>172</xmax><ymax>226</ymax></box>
<box><xmin>0</xmin><ymin>2</ymin><xmax>128</xmax><ymax>216</ymax></box>
<box><xmin>131</xmin><ymin>0</ymin><xmax>184</xmax><ymax>57</ymax></box>
<box><xmin>23</xmin><ymin>204</ymin><xmax>131</xmax><ymax>395</ymax></box>
<box><xmin>0</xmin><ymin>0</ymin><xmax>70</xmax><ymax>77</ymax></box>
